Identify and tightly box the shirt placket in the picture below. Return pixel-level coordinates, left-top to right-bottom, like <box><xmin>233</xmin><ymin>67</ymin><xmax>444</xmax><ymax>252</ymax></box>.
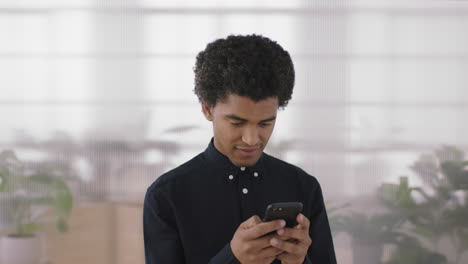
<box><xmin>237</xmin><ymin>166</ymin><xmax>258</xmax><ymax>221</ymax></box>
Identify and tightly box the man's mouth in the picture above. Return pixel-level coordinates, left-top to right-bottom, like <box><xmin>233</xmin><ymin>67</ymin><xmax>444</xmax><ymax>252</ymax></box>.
<box><xmin>237</xmin><ymin>148</ymin><xmax>258</xmax><ymax>151</ymax></box>
<box><xmin>236</xmin><ymin>147</ymin><xmax>260</xmax><ymax>157</ymax></box>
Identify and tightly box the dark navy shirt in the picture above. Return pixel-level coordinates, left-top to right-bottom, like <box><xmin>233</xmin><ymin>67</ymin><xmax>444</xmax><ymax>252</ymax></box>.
<box><xmin>143</xmin><ymin>139</ymin><xmax>336</xmax><ymax>264</ymax></box>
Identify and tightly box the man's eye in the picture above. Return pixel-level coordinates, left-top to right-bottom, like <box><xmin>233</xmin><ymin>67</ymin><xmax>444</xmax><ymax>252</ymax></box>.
<box><xmin>260</xmin><ymin>123</ymin><xmax>272</xmax><ymax>127</ymax></box>
<box><xmin>231</xmin><ymin>123</ymin><xmax>243</xmax><ymax>127</ymax></box>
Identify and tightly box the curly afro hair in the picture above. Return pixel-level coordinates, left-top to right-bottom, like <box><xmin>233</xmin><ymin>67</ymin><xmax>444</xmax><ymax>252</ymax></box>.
<box><xmin>193</xmin><ymin>34</ymin><xmax>295</xmax><ymax>108</ymax></box>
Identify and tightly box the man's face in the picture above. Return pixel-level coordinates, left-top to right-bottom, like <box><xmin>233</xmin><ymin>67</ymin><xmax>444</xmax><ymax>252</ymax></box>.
<box><xmin>202</xmin><ymin>94</ymin><xmax>278</xmax><ymax>167</ymax></box>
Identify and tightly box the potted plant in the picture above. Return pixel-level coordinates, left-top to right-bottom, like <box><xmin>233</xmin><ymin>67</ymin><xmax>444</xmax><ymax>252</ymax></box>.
<box><xmin>0</xmin><ymin>149</ymin><xmax>73</xmax><ymax>264</ymax></box>
<box><xmin>380</xmin><ymin>146</ymin><xmax>468</xmax><ymax>264</ymax></box>
<box><xmin>329</xmin><ymin>205</ymin><xmax>407</xmax><ymax>264</ymax></box>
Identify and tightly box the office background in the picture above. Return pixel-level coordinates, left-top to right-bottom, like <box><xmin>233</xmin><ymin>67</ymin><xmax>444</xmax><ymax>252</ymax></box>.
<box><xmin>1</xmin><ymin>0</ymin><xmax>467</xmax><ymax>263</ymax></box>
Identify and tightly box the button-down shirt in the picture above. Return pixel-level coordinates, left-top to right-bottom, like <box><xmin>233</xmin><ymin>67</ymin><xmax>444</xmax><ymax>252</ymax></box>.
<box><xmin>143</xmin><ymin>139</ymin><xmax>337</xmax><ymax>264</ymax></box>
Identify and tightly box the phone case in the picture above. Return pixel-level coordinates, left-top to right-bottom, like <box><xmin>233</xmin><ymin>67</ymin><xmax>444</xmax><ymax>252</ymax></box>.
<box><xmin>262</xmin><ymin>202</ymin><xmax>303</xmax><ymax>227</ymax></box>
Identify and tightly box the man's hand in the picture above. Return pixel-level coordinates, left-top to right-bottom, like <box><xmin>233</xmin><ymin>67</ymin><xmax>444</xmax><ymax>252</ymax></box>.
<box><xmin>269</xmin><ymin>214</ymin><xmax>312</xmax><ymax>264</ymax></box>
<box><xmin>231</xmin><ymin>215</ymin><xmax>286</xmax><ymax>264</ymax></box>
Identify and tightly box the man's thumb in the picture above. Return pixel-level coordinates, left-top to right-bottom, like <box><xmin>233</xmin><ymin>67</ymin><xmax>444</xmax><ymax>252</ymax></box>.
<box><xmin>243</xmin><ymin>215</ymin><xmax>261</xmax><ymax>228</ymax></box>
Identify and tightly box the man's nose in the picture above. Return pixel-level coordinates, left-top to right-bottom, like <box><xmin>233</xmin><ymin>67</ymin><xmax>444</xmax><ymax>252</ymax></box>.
<box><xmin>241</xmin><ymin>127</ymin><xmax>260</xmax><ymax>146</ymax></box>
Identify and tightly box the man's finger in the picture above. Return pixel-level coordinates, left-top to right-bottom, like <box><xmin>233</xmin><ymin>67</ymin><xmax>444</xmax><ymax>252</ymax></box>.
<box><xmin>241</xmin><ymin>215</ymin><xmax>262</xmax><ymax>229</ymax></box>
<box><xmin>250</xmin><ymin>233</ymin><xmax>292</xmax><ymax>250</ymax></box>
<box><xmin>244</xmin><ymin>219</ymin><xmax>286</xmax><ymax>240</ymax></box>
<box><xmin>270</xmin><ymin>237</ymin><xmax>305</xmax><ymax>255</ymax></box>
<box><xmin>257</xmin><ymin>245</ymin><xmax>284</xmax><ymax>259</ymax></box>
<box><xmin>296</xmin><ymin>214</ymin><xmax>310</xmax><ymax>230</ymax></box>
<box><xmin>277</xmin><ymin>227</ymin><xmax>307</xmax><ymax>242</ymax></box>
<box><xmin>275</xmin><ymin>251</ymin><xmax>300</xmax><ymax>263</ymax></box>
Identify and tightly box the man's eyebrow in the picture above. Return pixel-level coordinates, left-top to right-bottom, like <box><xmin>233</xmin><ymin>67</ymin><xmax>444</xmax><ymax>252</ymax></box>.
<box><xmin>260</xmin><ymin>116</ymin><xmax>276</xmax><ymax>122</ymax></box>
<box><xmin>225</xmin><ymin>114</ymin><xmax>247</xmax><ymax>122</ymax></box>
<box><xmin>225</xmin><ymin>114</ymin><xmax>276</xmax><ymax>122</ymax></box>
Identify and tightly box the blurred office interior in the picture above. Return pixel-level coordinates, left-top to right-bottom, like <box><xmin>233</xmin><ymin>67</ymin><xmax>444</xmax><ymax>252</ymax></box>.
<box><xmin>0</xmin><ymin>0</ymin><xmax>467</xmax><ymax>263</ymax></box>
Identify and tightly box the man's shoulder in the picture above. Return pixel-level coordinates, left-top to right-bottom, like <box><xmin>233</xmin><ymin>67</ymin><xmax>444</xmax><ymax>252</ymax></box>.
<box><xmin>263</xmin><ymin>153</ymin><xmax>320</xmax><ymax>187</ymax></box>
<box><xmin>147</xmin><ymin>153</ymin><xmax>205</xmax><ymax>193</ymax></box>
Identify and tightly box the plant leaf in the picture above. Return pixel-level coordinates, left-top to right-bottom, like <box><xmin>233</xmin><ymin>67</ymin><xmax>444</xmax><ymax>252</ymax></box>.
<box><xmin>20</xmin><ymin>222</ymin><xmax>39</xmax><ymax>235</ymax></box>
<box><xmin>56</xmin><ymin>217</ymin><xmax>68</xmax><ymax>232</ymax></box>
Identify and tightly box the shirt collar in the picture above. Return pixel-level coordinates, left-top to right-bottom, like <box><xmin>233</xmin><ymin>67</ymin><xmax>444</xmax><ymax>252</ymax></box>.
<box><xmin>203</xmin><ymin>138</ymin><xmax>265</xmax><ymax>180</ymax></box>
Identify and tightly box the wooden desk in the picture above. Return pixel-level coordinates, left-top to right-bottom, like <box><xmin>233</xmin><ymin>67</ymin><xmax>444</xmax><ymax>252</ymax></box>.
<box><xmin>45</xmin><ymin>202</ymin><xmax>144</xmax><ymax>264</ymax></box>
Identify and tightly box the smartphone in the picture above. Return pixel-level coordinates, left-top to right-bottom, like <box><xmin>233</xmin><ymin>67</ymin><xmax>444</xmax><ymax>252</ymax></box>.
<box><xmin>262</xmin><ymin>202</ymin><xmax>303</xmax><ymax>228</ymax></box>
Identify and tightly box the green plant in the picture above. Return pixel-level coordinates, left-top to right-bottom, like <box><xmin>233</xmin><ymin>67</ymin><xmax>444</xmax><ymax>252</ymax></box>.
<box><xmin>329</xmin><ymin>203</ymin><xmax>409</xmax><ymax>264</ymax></box>
<box><xmin>329</xmin><ymin>146</ymin><xmax>468</xmax><ymax>263</ymax></box>
<box><xmin>385</xmin><ymin>236</ymin><xmax>447</xmax><ymax>264</ymax></box>
<box><xmin>379</xmin><ymin>146</ymin><xmax>468</xmax><ymax>264</ymax></box>
<box><xmin>0</xmin><ymin>149</ymin><xmax>73</xmax><ymax>236</ymax></box>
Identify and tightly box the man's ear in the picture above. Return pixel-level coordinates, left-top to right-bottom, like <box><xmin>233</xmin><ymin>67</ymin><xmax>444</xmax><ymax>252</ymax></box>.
<box><xmin>201</xmin><ymin>103</ymin><xmax>213</xmax><ymax>121</ymax></box>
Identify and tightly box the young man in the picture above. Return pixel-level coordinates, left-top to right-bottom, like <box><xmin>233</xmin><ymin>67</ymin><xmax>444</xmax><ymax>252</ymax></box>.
<box><xmin>144</xmin><ymin>35</ymin><xmax>336</xmax><ymax>264</ymax></box>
